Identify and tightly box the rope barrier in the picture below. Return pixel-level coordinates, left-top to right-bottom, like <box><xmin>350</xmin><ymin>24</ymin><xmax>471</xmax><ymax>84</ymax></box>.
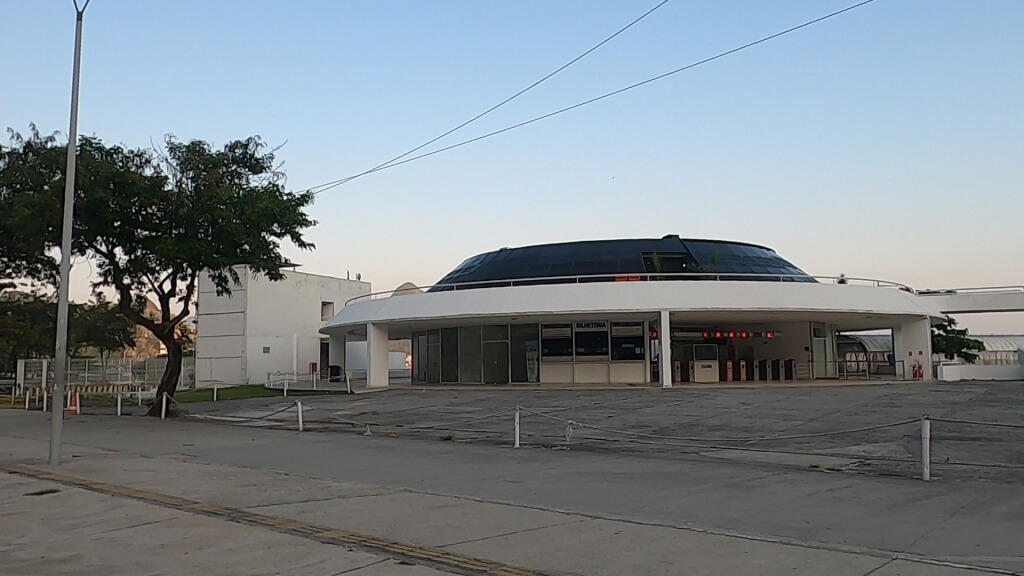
<box><xmin>518</xmin><ymin>406</ymin><xmax>918</xmax><ymax>444</ymax></box>
<box><xmin>182</xmin><ymin>399</ymin><xmax>1024</xmax><ymax>476</ymax></box>
<box><xmin>406</xmin><ymin>408</ymin><xmax>517</xmax><ymax>431</ymax></box>
<box><xmin>190</xmin><ymin>402</ymin><xmax>300</xmax><ymax>425</ymax></box>
<box><xmin>929</xmin><ymin>417</ymin><xmax>1024</xmax><ymax>430</ymax></box>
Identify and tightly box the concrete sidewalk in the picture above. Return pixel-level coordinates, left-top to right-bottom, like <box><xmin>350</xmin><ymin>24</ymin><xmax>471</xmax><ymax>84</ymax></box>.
<box><xmin>0</xmin><ymin>433</ymin><xmax>1005</xmax><ymax>576</ymax></box>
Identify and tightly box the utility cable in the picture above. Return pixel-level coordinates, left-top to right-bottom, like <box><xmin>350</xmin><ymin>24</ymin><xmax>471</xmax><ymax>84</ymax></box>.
<box><xmin>309</xmin><ymin>0</ymin><xmax>877</xmax><ymax>195</ymax></box>
<box><xmin>308</xmin><ymin>0</ymin><xmax>672</xmax><ymax>195</ymax></box>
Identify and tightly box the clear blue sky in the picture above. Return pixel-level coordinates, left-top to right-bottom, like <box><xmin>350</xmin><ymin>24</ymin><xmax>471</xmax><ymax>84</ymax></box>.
<box><xmin>2</xmin><ymin>0</ymin><xmax>1022</xmax><ymax>332</ymax></box>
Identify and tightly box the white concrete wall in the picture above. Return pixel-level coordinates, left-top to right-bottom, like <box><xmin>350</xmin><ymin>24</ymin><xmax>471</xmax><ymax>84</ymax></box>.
<box><xmin>195</xmin><ymin>271</ymin><xmax>248</xmax><ymax>385</ymax></box>
<box><xmin>322</xmin><ymin>281</ymin><xmax>941</xmax><ymax>331</ymax></box>
<box><xmin>197</xmin><ymin>266</ymin><xmax>370</xmax><ymax>385</ymax></box>
<box><xmin>893</xmin><ymin>317</ymin><xmax>933</xmax><ymax>381</ymax></box>
<box><xmin>939</xmin><ymin>363</ymin><xmax>1024</xmax><ymax>381</ymax></box>
<box><xmin>749</xmin><ymin>323</ymin><xmax>813</xmax><ymax>362</ymax></box>
<box><xmin>344</xmin><ymin>342</ymin><xmax>407</xmax><ymax>372</ymax></box>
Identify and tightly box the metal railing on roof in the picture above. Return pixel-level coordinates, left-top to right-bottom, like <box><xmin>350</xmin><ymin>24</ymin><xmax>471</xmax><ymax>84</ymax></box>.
<box><xmin>344</xmin><ymin>273</ymin><xmax>917</xmax><ymax>306</ymax></box>
<box><xmin>917</xmin><ymin>286</ymin><xmax>1024</xmax><ymax>296</ymax></box>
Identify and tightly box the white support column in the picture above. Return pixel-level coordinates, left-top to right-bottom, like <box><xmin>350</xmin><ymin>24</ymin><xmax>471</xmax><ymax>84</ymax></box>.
<box><xmin>328</xmin><ymin>331</ymin><xmax>347</xmax><ymax>382</ymax></box>
<box><xmin>659</xmin><ymin>310</ymin><xmax>672</xmax><ymax>389</ymax></box>
<box><xmin>893</xmin><ymin>316</ymin><xmax>933</xmax><ymax>381</ymax></box>
<box><xmin>366</xmin><ymin>322</ymin><xmax>389</xmax><ymax>389</ymax></box>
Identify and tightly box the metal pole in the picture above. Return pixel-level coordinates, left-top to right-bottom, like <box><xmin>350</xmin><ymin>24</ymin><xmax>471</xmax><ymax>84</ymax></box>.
<box><xmin>296</xmin><ymin>401</ymin><xmax>304</xmax><ymax>432</ymax></box>
<box><xmin>514</xmin><ymin>406</ymin><xmax>520</xmax><ymax>448</ymax></box>
<box><xmin>160</xmin><ymin>392</ymin><xmax>167</xmax><ymax>420</ymax></box>
<box><xmin>116</xmin><ymin>393</ymin><xmax>122</xmax><ymax>416</ymax></box>
<box><xmin>49</xmin><ymin>1</ymin><xmax>89</xmax><ymax>466</ymax></box>
<box><xmin>921</xmin><ymin>416</ymin><xmax>931</xmax><ymax>481</ymax></box>
<box><xmin>212</xmin><ymin>382</ymin><xmax>218</xmax><ymax>402</ymax></box>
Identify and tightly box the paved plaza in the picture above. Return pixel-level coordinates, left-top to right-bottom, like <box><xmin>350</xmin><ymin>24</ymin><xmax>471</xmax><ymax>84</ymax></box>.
<box><xmin>3</xmin><ymin>381</ymin><xmax>1024</xmax><ymax>575</ymax></box>
<box><xmin>186</xmin><ymin>381</ymin><xmax>1024</xmax><ymax>483</ymax></box>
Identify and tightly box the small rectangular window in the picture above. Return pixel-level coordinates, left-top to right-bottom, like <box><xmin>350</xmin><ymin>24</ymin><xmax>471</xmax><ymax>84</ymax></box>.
<box><xmin>262</xmin><ymin>346</ymin><xmax>271</xmax><ymax>354</ymax></box>
<box><xmin>574</xmin><ymin>321</ymin><xmax>609</xmax><ymax>357</ymax></box>
<box><xmin>321</xmin><ymin>301</ymin><xmax>335</xmax><ymax>321</ymax></box>
<box><xmin>611</xmin><ymin>322</ymin><xmax>645</xmax><ymax>361</ymax></box>
<box><xmin>541</xmin><ymin>324</ymin><xmax>573</xmax><ymax>358</ymax></box>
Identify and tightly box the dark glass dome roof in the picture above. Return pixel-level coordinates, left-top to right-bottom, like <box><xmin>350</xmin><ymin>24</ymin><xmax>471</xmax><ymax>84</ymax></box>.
<box><xmin>430</xmin><ymin>236</ymin><xmax>812</xmax><ymax>291</ymax></box>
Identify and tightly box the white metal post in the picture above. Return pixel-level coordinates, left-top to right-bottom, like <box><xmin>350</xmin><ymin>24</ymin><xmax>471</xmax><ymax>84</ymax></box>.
<box><xmin>921</xmin><ymin>416</ymin><xmax>931</xmax><ymax>481</ymax></box>
<box><xmin>292</xmin><ymin>334</ymin><xmax>298</xmax><ymax>380</ymax></box>
<box><xmin>283</xmin><ymin>378</ymin><xmax>288</xmax><ymax>398</ymax></box>
<box><xmin>659</xmin><ymin>310</ymin><xmax>672</xmax><ymax>388</ymax></box>
<box><xmin>137</xmin><ymin>385</ymin><xmax>142</xmax><ymax>406</ymax></box>
<box><xmin>25</xmin><ymin>388</ymin><xmax>30</xmax><ymax>410</ymax></box>
<box><xmin>42</xmin><ymin>389</ymin><xmax>48</xmax><ymax>413</ymax></box>
<box><xmin>514</xmin><ymin>406</ymin><xmax>520</xmax><ymax>448</ymax></box>
<box><xmin>212</xmin><ymin>382</ymin><xmax>218</xmax><ymax>402</ymax></box>
<box><xmin>160</xmin><ymin>392</ymin><xmax>167</xmax><ymax>420</ymax></box>
<box><xmin>50</xmin><ymin>1</ymin><xmax>89</xmax><ymax>466</ymax></box>
<box><xmin>296</xmin><ymin>401</ymin><xmax>304</xmax><ymax>432</ymax></box>
<box><xmin>116</xmin><ymin>393</ymin><xmax>122</xmax><ymax>416</ymax></box>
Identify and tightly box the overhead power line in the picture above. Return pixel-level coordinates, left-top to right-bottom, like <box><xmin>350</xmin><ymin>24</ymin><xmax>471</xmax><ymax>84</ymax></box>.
<box><xmin>311</xmin><ymin>0</ymin><xmax>876</xmax><ymax>196</ymax></box>
<box><xmin>308</xmin><ymin>0</ymin><xmax>671</xmax><ymax>195</ymax></box>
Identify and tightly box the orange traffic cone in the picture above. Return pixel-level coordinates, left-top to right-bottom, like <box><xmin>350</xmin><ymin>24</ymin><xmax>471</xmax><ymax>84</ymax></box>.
<box><xmin>64</xmin><ymin>391</ymin><xmax>80</xmax><ymax>416</ymax></box>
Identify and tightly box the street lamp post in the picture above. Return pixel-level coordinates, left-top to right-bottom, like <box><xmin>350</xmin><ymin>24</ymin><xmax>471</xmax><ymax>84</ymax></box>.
<box><xmin>49</xmin><ymin>0</ymin><xmax>91</xmax><ymax>466</ymax></box>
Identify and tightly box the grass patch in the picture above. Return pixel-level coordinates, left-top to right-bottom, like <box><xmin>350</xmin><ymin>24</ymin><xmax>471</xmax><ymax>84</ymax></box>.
<box><xmin>172</xmin><ymin>384</ymin><xmax>330</xmax><ymax>403</ymax></box>
<box><xmin>72</xmin><ymin>384</ymin><xmax>337</xmax><ymax>408</ymax></box>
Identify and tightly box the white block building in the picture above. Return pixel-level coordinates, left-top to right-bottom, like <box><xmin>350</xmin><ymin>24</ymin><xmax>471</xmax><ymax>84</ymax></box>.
<box><xmin>195</xmin><ymin>265</ymin><xmax>370</xmax><ymax>386</ymax></box>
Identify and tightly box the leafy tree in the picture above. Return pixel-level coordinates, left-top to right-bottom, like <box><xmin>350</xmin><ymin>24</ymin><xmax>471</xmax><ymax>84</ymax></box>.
<box><xmin>931</xmin><ymin>316</ymin><xmax>985</xmax><ymax>364</ymax></box>
<box><xmin>69</xmin><ymin>293</ymin><xmax>136</xmax><ymax>364</ymax></box>
<box><xmin>74</xmin><ymin>135</ymin><xmax>314</xmax><ymax>414</ymax></box>
<box><xmin>3</xmin><ymin>130</ymin><xmax>315</xmax><ymax>414</ymax></box>
<box><xmin>0</xmin><ymin>292</ymin><xmax>136</xmax><ymax>370</ymax></box>
<box><xmin>0</xmin><ymin>126</ymin><xmax>63</xmax><ymax>289</ymax></box>
<box><xmin>177</xmin><ymin>320</ymin><xmax>196</xmax><ymax>357</ymax></box>
<box><xmin>0</xmin><ymin>292</ymin><xmax>57</xmax><ymax>367</ymax></box>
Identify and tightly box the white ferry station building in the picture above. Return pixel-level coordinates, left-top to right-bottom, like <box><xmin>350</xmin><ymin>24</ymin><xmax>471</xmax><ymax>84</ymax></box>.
<box><xmin>320</xmin><ymin>236</ymin><xmax>1021</xmax><ymax>388</ymax></box>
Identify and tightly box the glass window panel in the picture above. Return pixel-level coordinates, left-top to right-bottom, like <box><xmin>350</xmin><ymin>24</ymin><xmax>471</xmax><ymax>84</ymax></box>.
<box><xmin>482</xmin><ymin>341</ymin><xmax>510</xmax><ymax>384</ymax></box>
<box><xmin>574</xmin><ymin>322</ymin><xmax>609</xmax><ymax>357</ymax></box>
<box><xmin>611</xmin><ymin>322</ymin><xmax>645</xmax><ymax>361</ymax></box>
<box><xmin>541</xmin><ymin>323</ymin><xmax>573</xmax><ymax>358</ymax></box>
<box><xmin>459</xmin><ymin>326</ymin><xmax>482</xmax><ymax>383</ymax></box>
<box><xmin>440</xmin><ymin>328</ymin><xmax>459</xmax><ymax>383</ymax></box>
<box><xmin>510</xmin><ymin>324</ymin><xmax>540</xmax><ymax>383</ymax></box>
<box><xmin>481</xmin><ymin>324</ymin><xmax>509</xmax><ymax>341</ymax></box>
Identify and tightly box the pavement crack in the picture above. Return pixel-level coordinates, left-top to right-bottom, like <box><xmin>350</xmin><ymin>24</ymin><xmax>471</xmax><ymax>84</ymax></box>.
<box><xmin>95</xmin><ymin>516</ymin><xmax>173</xmax><ymax>535</ymax></box>
<box><xmin>440</xmin><ymin>518</ymin><xmax>589</xmax><ymax>548</ymax></box>
<box><xmin>859</xmin><ymin>557</ymin><xmax>896</xmax><ymax>576</ymax></box>
<box><xmin>244</xmin><ymin>491</ymin><xmax>396</xmax><ymax>510</ymax></box>
<box><xmin>329</xmin><ymin>557</ymin><xmax>389</xmax><ymax>575</ymax></box>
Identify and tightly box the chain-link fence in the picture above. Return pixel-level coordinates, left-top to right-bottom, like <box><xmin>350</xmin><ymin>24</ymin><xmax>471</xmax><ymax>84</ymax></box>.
<box><xmin>15</xmin><ymin>356</ymin><xmax>195</xmax><ymax>394</ymax></box>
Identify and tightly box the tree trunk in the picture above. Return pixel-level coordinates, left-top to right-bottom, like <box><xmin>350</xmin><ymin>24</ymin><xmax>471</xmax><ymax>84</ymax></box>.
<box><xmin>146</xmin><ymin>338</ymin><xmax>183</xmax><ymax>417</ymax></box>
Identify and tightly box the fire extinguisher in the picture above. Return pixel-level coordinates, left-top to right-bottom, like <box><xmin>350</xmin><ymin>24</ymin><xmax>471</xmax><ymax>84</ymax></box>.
<box><xmin>912</xmin><ymin>361</ymin><xmax>923</xmax><ymax>380</ymax></box>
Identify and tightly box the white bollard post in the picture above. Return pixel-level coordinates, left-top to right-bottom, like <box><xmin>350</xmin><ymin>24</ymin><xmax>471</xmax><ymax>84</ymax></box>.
<box><xmin>42</xmin><ymin>389</ymin><xmax>48</xmax><ymax>413</ymax></box>
<box><xmin>514</xmin><ymin>406</ymin><xmax>521</xmax><ymax>449</ymax></box>
<box><xmin>921</xmin><ymin>416</ymin><xmax>931</xmax><ymax>481</ymax></box>
<box><xmin>116</xmin><ymin>393</ymin><xmax>122</xmax><ymax>416</ymax></box>
<box><xmin>213</xmin><ymin>382</ymin><xmax>218</xmax><ymax>402</ymax></box>
<box><xmin>160</xmin><ymin>392</ymin><xmax>168</xmax><ymax>420</ymax></box>
<box><xmin>137</xmin><ymin>385</ymin><xmax>142</xmax><ymax>406</ymax></box>
<box><xmin>296</xmin><ymin>401</ymin><xmax>304</xmax><ymax>432</ymax></box>
<box><xmin>283</xmin><ymin>378</ymin><xmax>288</xmax><ymax>398</ymax></box>
<box><xmin>25</xmin><ymin>388</ymin><xmax>30</xmax><ymax>410</ymax></box>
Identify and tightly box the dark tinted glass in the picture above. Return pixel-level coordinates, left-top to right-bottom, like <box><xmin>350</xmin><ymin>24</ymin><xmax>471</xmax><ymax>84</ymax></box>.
<box><xmin>430</xmin><ymin>238</ymin><xmax>811</xmax><ymax>290</ymax></box>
